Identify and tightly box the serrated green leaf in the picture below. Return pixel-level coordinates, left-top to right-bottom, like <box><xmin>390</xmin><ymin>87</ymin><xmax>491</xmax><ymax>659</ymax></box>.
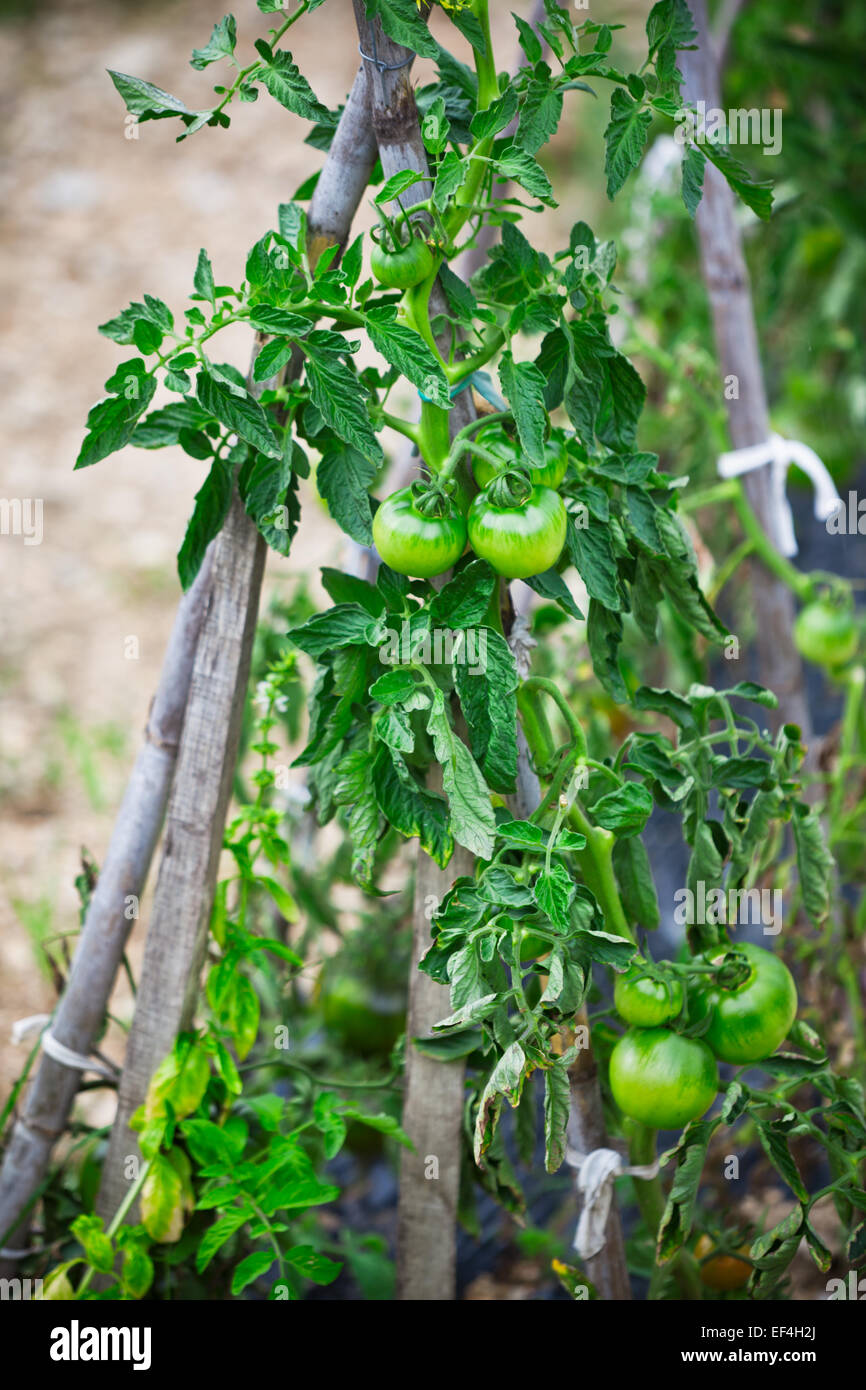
<box><xmin>365</xmin><ymin>305</ymin><xmax>450</xmax><ymax>407</ymax></box>
<box><xmin>190</xmin><ymin>14</ymin><xmax>237</xmax><ymax>70</ymax></box>
<box><xmin>258</xmin><ymin>51</ymin><xmax>331</xmax><ymax>122</ymax></box>
<box><xmin>197</xmin><ymin>369</ymin><xmax>280</xmax><ymax>458</ymax></box>
<box><xmin>604</xmin><ymin>87</ymin><xmax>652</xmax><ymax>198</ymax></box>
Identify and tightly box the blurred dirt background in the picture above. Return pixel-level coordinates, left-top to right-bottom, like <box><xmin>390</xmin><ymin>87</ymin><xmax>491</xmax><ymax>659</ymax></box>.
<box><xmin>0</xmin><ymin>0</ymin><xmax>638</xmax><ymax>1106</ymax></box>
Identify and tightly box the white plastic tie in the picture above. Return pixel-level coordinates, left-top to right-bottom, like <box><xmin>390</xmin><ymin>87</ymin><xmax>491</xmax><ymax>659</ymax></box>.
<box><xmin>567</xmin><ymin>1146</ymin><xmax>661</xmax><ymax>1261</ymax></box>
<box><xmin>717</xmin><ymin>433</ymin><xmax>842</xmax><ymax>558</ymax></box>
<box><xmin>11</xmin><ymin>1014</ymin><xmax>118</xmax><ymax>1081</ymax></box>
<box><xmin>11</xmin><ymin>1013</ymin><xmax>51</xmax><ymax>1046</ymax></box>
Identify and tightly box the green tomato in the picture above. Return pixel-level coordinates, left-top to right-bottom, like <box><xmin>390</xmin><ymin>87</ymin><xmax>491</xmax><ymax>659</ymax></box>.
<box><xmin>467</xmin><ymin>484</ymin><xmax>567</xmax><ymax>579</ymax></box>
<box><xmin>370</xmin><ymin>233</ymin><xmax>435</xmax><ymax>290</ymax></box>
<box><xmin>689</xmin><ymin>942</ymin><xmax>797</xmax><ymax>1064</ymax></box>
<box><xmin>609</xmin><ymin>1026</ymin><xmax>718</xmax><ymax>1129</ymax></box>
<box><xmin>614</xmin><ymin>963</ymin><xmax>684</xmax><ymax>1028</ymax></box>
<box><xmin>472</xmin><ymin>432</ymin><xmax>569</xmax><ymax>491</ymax></box>
<box><xmin>518</xmin><ymin>929</ymin><xmax>551</xmax><ymax>964</ymax></box>
<box><xmin>373</xmin><ymin>487</ymin><xmax>467</xmax><ymax>578</ymax></box>
<box><xmin>321</xmin><ymin>974</ymin><xmax>405</xmax><ymax>1056</ymax></box>
<box><xmin>793</xmin><ymin>600</ymin><xmax>858</xmax><ymax>669</ymax></box>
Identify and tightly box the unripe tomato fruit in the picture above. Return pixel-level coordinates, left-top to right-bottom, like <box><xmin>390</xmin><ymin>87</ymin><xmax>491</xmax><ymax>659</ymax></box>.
<box><xmin>689</xmin><ymin>942</ymin><xmax>797</xmax><ymax>1065</ymax></box>
<box><xmin>793</xmin><ymin>600</ymin><xmax>858</xmax><ymax>669</ymax></box>
<box><xmin>609</xmin><ymin>1026</ymin><xmax>718</xmax><ymax>1129</ymax></box>
<box><xmin>471</xmin><ymin>432</ymin><xmax>569</xmax><ymax>491</ymax></box>
<box><xmin>694</xmin><ymin>1234</ymin><xmax>751</xmax><ymax>1291</ymax></box>
<box><xmin>467</xmin><ymin>484</ymin><xmax>567</xmax><ymax>579</ymax></box>
<box><xmin>373</xmin><ymin>487</ymin><xmax>466</xmax><ymax>578</ymax></box>
<box><xmin>614</xmin><ymin>964</ymin><xmax>684</xmax><ymax>1028</ymax></box>
<box><xmin>518</xmin><ymin>930</ymin><xmax>551</xmax><ymax>964</ymax></box>
<box><xmin>370</xmin><ymin>232</ymin><xmax>435</xmax><ymax>290</ymax></box>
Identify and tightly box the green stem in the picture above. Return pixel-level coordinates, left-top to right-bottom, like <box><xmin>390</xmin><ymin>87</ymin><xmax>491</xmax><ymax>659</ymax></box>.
<box><xmin>707</xmin><ymin>537</ymin><xmax>755</xmax><ymax>604</ymax></box>
<box><xmin>678</xmin><ymin>479</ymin><xmax>741</xmax><ymax>513</ymax></box>
<box><xmin>445</xmin><ymin>0</ymin><xmax>498</xmax><ymax>239</ymax></box>
<box><xmin>381</xmin><ymin>410</ymin><xmax>421</xmax><ymax>446</ymax></box>
<box><xmin>403</xmin><ymin>276</ymin><xmax>446</xmax><ymax>365</ymax></box>
<box><xmin>568</xmin><ymin>804</ymin><xmax>634</xmax><ymax>944</ymax></box>
<box><xmin>418</xmin><ymin>399</ymin><xmax>452</xmax><ymax>471</ymax></box>
<box><xmin>518</xmin><ymin>680</ymin><xmax>634</xmax><ymax>944</ymax></box>
<box><xmin>520</xmin><ymin>677</ymin><xmax>587</xmax><ymax>758</ymax></box>
<box><xmin>239</xmin><ymin>1057</ymin><xmax>400</xmax><ymax>1090</ymax></box>
<box><xmin>681</xmin><ymin>478</ymin><xmax>813</xmax><ymax>601</ymax></box>
<box><xmin>730</xmin><ymin>484</ymin><xmax>813</xmax><ymax>600</ymax></box>
<box><xmin>447</xmin><ymin>330</ymin><xmax>506</xmax><ymax>386</ymax></box>
<box><xmin>517</xmin><ymin>684</ymin><xmax>556</xmax><ymax>770</ymax></box>
<box><xmin>298</xmin><ymin>301</ymin><xmax>365</xmax><ymax>328</ymax></box>
<box><xmin>211</xmin><ymin>2</ymin><xmax>311</xmax><ymax>119</ymax></box>
<box><xmin>829</xmin><ymin>665</ymin><xmax>865</xmax><ymax>828</ymax></box>
<box><xmin>76</xmin><ymin>1157</ymin><xmax>153</xmax><ymax>1297</ymax></box>
<box><xmin>627</xmin><ymin>1122</ymin><xmax>703</xmax><ymax>1301</ymax></box>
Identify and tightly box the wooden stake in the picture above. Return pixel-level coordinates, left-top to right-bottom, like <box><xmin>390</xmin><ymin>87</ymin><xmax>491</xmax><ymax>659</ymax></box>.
<box><xmin>682</xmin><ymin>1</ymin><xmax>813</xmax><ymax>743</ymax></box>
<box><xmin>351</xmin><ymin>3</ymin><xmax>478</xmax><ymax>1299</ymax></box>
<box><xmin>0</xmin><ymin>551</ymin><xmax>214</xmax><ymax>1262</ymax></box>
<box><xmin>95</xmin><ymin>64</ymin><xmax>379</xmax><ymax>1223</ymax></box>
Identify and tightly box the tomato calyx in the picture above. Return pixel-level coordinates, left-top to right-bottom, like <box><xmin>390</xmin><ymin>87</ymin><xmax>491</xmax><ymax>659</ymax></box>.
<box><xmin>370</xmin><ymin>217</ymin><xmax>429</xmax><ymax>257</ymax></box>
<box><xmin>709</xmin><ymin>949</ymin><xmax>754</xmax><ymax>993</ymax></box>
<box><xmin>484</xmin><ymin>467</ymin><xmax>535</xmax><ymax>510</ymax></box>
<box><xmin>408</xmin><ymin>476</ymin><xmax>458</xmax><ymax>520</ymax></box>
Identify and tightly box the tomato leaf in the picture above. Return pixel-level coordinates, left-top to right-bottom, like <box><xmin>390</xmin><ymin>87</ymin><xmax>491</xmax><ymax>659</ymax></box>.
<box><xmin>257</xmin><ymin>51</ymin><xmax>332</xmax><ymax>123</ymax></box>
<box><xmin>231</xmin><ymin>1250</ymin><xmax>275</xmax><ymax>1295</ymax></box>
<box><xmin>792</xmin><ymin>803</ymin><xmax>833</xmax><ymax>927</ymax></box>
<box><xmin>656</xmin><ymin>1118</ymin><xmax>719</xmax><ymax>1263</ymax></box>
<box><xmin>603</xmin><ymin>87</ymin><xmax>652</xmax><ymax>198</ymax></box>
<box><xmin>177</xmin><ymin>457</ymin><xmax>233</xmax><ymax>591</ymax></box>
<box><xmin>427</xmin><ymin>689</ymin><xmax>497</xmax><ymax>860</ymax></box>
<box><xmin>499</xmin><ymin>352</ymin><xmax>547</xmax><ymax>465</ymax></box>
<box><xmin>301</xmin><ymin>335</ymin><xmax>382</xmax><ymax>464</ymax></box>
<box><xmin>454</xmin><ymin>628</ymin><xmax>519</xmax><ymax>794</ymax></box>
<box><xmin>365</xmin><ymin>306</ymin><xmax>451</xmax><ymax>408</ymax></box>
<box><xmin>372</xmin><ymin>745</ymin><xmax>454</xmax><ymax>867</ymax></box>
<box><xmin>612</xmin><ymin>834</ymin><xmax>661</xmax><ymax>928</ymax></box>
<box><xmin>543</xmin><ymin>1058</ymin><xmax>571</xmax><ymax>1173</ymax></box>
<box><xmin>316</xmin><ymin>440</ymin><xmax>377</xmax><ymax>545</ymax></box>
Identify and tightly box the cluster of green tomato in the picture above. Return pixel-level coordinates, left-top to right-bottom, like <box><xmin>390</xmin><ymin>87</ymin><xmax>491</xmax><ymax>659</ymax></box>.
<box><xmin>608</xmin><ymin>943</ymin><xmax>798</xmax><ymax>1131</ymax></box>
<box><xmin>372</xmin><ymin>425</ymin><xmax>570</xmax><ymax>582</ymax></box>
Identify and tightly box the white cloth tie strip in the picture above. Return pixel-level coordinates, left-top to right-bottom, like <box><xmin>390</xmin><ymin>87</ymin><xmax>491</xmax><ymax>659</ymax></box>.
<box><xmin>566</xmin><ymin>1146</ymin><xmax>660</xmax><ymax>1261</ymax></box>
<box><xmin>11</xmin><ymin>1013</ymin><xmax>119</xmax><ymax>1081</ymax></box>
<box><xmin>717</xmin><ymin>433</ymin><xmax>842</xmax><ymax>558</ymax></box>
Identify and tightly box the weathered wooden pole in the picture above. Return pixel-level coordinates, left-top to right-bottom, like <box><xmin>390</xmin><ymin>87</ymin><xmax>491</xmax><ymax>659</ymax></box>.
<box><xmin>351</xmin><ymin>2</ymin><xmax>474</xmax><ymax>1301</ymax></box>
<box><xmin>682</xmin><ymin>0</ymin><xmax>812</xmax><ymax>742</ymax></box>
<box><xmin>0</xmin><ymin>549</ymin><xmax>214</xmax><ymax>1264</ymax></box>
<box><xmin>96</xmin><ymin>64</ymin><xmax>380</xmax><ymax>1222</ymax></box>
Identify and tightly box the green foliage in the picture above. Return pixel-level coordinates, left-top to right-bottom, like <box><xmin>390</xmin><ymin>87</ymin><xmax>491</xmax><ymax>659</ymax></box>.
<box><xmin>49</xmin><ymin>0</ymin><xmax>865</xmax><ymax>1305</ymax></box>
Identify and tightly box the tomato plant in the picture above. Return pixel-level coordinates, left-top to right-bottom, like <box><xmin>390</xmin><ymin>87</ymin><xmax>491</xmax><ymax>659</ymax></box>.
<box><xmin>694</xmin><ymin>1234</ymin><xmax>752</xmax><ymax>1292</ymax></box>
<box><xmin>9</xmin><ymin>0</ymin><xmax>862</xmax><ymax>1315</ymax></box>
